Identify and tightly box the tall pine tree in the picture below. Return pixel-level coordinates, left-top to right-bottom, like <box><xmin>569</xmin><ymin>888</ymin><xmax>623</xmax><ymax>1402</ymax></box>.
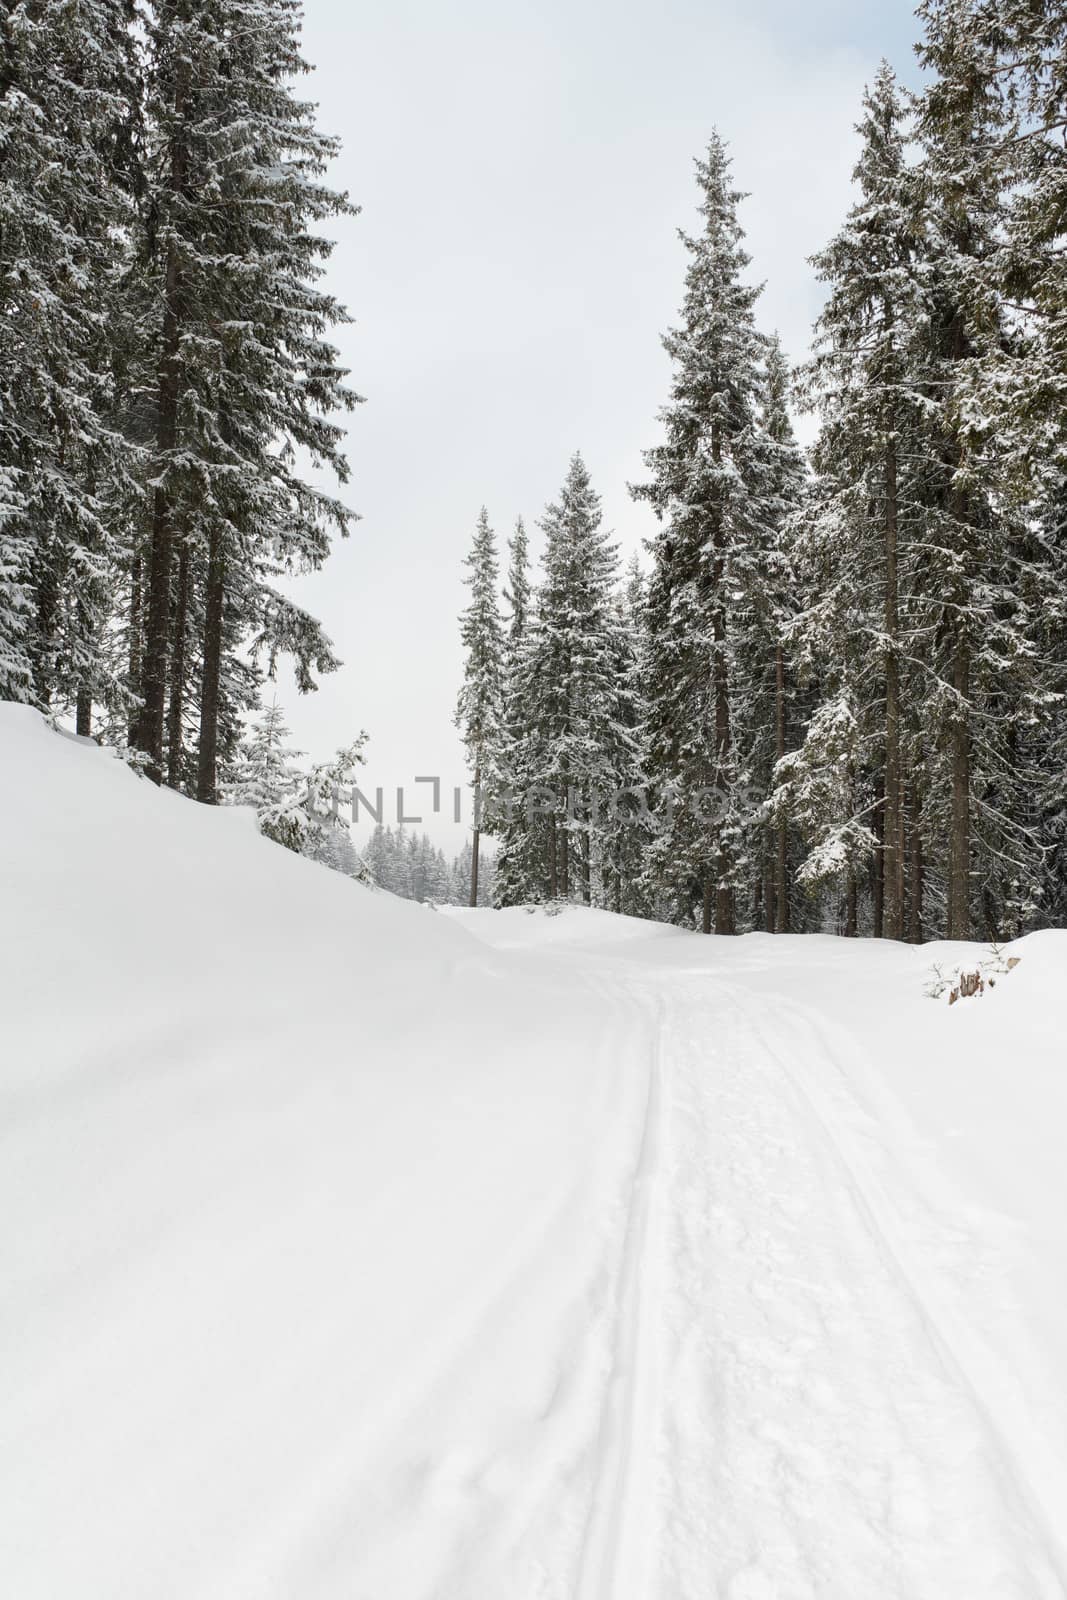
<box><xmin>455</xmin><ymin>507</ymin><xmax>504</xmax><ymax>906</ymax></box>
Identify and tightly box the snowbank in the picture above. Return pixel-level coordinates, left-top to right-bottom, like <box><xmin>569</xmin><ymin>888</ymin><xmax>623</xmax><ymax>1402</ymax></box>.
<box><xmin>0</xmin><ymin>708</ymin><xmax>652</xmax><ymax>1599</ymax></box>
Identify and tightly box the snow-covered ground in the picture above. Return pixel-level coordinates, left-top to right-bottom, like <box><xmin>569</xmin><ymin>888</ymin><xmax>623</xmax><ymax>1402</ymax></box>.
<box><xmin>3</xmin><ymin>704</ymin><xmax>1066</xmax><ymax>1598</ymax></box>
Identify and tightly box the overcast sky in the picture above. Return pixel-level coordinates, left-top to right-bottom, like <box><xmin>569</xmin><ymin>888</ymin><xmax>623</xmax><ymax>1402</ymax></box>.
<box><xmin>277</xmin><ymin>0</ymin><xmax>922</xmax><ymax>847</ymax></box>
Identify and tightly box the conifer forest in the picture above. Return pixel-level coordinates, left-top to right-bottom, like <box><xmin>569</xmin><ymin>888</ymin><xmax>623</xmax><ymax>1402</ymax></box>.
<box><xmin>3</xmin><ymin>0</ymin><xmax>1066</xmax><ymax>941</ymax></box>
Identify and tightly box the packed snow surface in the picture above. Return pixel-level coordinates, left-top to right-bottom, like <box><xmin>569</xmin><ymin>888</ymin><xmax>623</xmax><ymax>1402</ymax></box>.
<box><xmin>3</xmin><ymin>704</ymin><xmax>1067</xmax><ymax>1598</ymax></box>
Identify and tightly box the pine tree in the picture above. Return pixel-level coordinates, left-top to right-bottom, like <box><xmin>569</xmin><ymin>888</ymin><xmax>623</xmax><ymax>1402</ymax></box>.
<box><xmin>455</xmin><ymin>507</ymin><xmax>504</xmax><ymax>906</ymax></box>
<box><xmin>0</xmin><ymin>0</ymin><xmax>139</xmax><ymax>715</ymax></box>
<box><xmin>492</xmin><ymin>515</ymin><xmax>539</xmax><ymax>906</ymax></box>
<box><xmin>913</xmin><ymin>9</ymin><xmax>1057</xmax><ymax>938</ymax></box>
<box><xmin>224</xmin><ymin>700</ymin><xmax>309</xmax><ymax>851</ymax></box>
<box><xmin>755</xmin><ymin>333</ymin><xmax>807</xmax><ymax>933</ymax></box>
<box><xmin>131</xmin><ymin>0</ymin><xmax>359</xmax><ymax>789</ymax></box>
<box><xmin>599</xmin><ymin>554</ymin><xmax>650</xmax><ymax>916</ymax></box>
<box><xmin>226</xmin><ymin>698</ymin><xmax>366</xmax><ymax>863</ymax></box>
<box><xmin>634</xmin><ymin>134</ymin><xmax>792</xmax><ymax>934</ymax></box>
<box><xmin>522</xmin><ymin>454</ymin><xmax>634</xmax><ymax>904</ymax></box>
<box><xmin>787</xmin><ymin>65</ymin><xmax>928</xmax><ymax>940</ymax></box>
<box><xmin>503</xmin><ymin>517</ymin><xmax>530</xmax><ymax>642</ymax></box>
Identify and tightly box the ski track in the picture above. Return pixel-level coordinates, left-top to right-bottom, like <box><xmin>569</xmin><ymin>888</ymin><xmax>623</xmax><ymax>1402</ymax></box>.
<box><xmin>575</xmin><ymin>987</ymin><xmax>666</xmax><ymax>1600</ymax></box>
<box><xmin>565</xmin><ymin>953</ymin><xmax>1066</xmax><ymax>1600</ymax></box>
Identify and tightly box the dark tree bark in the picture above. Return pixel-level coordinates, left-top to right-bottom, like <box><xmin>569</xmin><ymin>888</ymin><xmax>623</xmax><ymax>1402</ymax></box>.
<box><xmin>907</xmin><ymin>781</ymin><xmax>924</xmax><ymax>944</ymax></box>
<box><xmin>948</xmin><ymin>632</ymin><xmax>971</xmax><ymax>938</ymax></box>
<box><xmin>32</xmin><ymin>553</ymin><xmax>58</xmax><ymax>707</ymax></box>
<box><xmin>883</xmin><ymin>440</ymin><xmax>906</xmax><ymax>940</ymax></box>
<box><xmin>469</xmin><ymin>757</ymin><xmax>481</xmax><ymax>907</ymax></box>
<box><xmin>872</xmin><ymin>775</ymin><xmax>885</xmax><ymax>940</ymax></box>
<box><xmin>166</xmin><ymin>537</ymin><xmax>190</xmax><ymax>789</ymax></box>
<box><xmin>127</xmin><ymin>553</ymin><xmax>142</xmax><ymax>743</ymax></box>
<box><xmin>845</xmin><ymin>868</ymin><xmax>858</xmax><ymax>938</ymax></box>
<box><xmin>774</xmin><ymin>643</ymin><xmax>789</xmax><ymax>933</ymax></box>
<box><xmin>195</xmin><ymin>523</ymin><xmax>225</xmax><ymax>804</ymax></box>
<box><xmin>548</xmin><ymin>817</ymin><xmax>558</xmax><ymax>900</ymax></box>
<box><xmin>133</xmin><ymin>168</ymin><xmax>185</xmax><ymax>781</ymax></box>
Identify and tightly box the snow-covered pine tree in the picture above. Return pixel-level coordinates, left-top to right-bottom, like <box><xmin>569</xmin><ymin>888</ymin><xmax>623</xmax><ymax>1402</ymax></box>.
<box><xmin>130</xmin><ymin>0</ymin><xmax>359</xmax><ymax>791</ymax></box>
<box><xmin>455</xmin><ymin>507</ymin><xmax>504</xmax><ymax>906</ymax></box>
<box><xmin>785</xmin><ymin>66</ymin><xmax>928</xmax><ymax>941</ymax></box>
<box><xmin>598</xmin><ymin>553</ymin><xmax>650</xmax><ymax>916</ymax></box>
<box><xmin>915</xmin><ymin>0</ymin><xmax>1067</xmax><ymax>935</ymax></box>
<box><xmin>523</xmin><ymin>453</ymin><xmax>634</xmax><ymax>905</ymax></box>
<box><xmin>226</xmin><ymin>698</ymin><xmax>366</xmax><ymax>868</ymax></box>
<box><xmin>750</xmin><ymin>332</ymin><xmax>807</xmax><ymax>933</ymax></box>
<box><xmin>503</xmin><ymin>517</ymin><xmax>530</xmax><ymax>643</ymax></box>
<box><xmin>491</xmin><ymin>515</ymin><xmax>541</xmax><ymax>907</ymax></box>
<box><xmin>224</xmin><ymin>700</ymin><xmax>309</xmax><ymax>851</ymax></box>
<box><xmin>634</xmin><ymin>134</ymin><xmax>789</xmax><ymax>935</ymax></box>
<box><xmin>0</xmin><ymin>0</ymin><xmax>139</xmax><ymax>717</ymax></box>
<box><xmin>916</xmin><ymin>0</ymin><xmax>1067</xmax><ymax>500</ymax></box>
<box><xmin>912</xmin><ymin>11</ymin><xmax>1056</xmax><ymax>939</ymax></box>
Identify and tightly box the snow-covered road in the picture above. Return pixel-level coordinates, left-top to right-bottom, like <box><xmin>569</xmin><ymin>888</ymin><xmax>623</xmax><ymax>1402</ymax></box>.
<box><xmin>454</xmin><ymin>909</ymin><xmax>1067</xmax><ymax>1599</ymax></box>
<box><xmin>4</xmin><ymin>711</ymin><xmax>1067</xmax><ymax>1598</ymax></box>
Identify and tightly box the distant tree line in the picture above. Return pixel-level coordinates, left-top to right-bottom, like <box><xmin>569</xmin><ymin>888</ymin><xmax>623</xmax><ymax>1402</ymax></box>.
<box><xmin>455</xmin><ymin>1</ymin><xmax>1067</xmax><ymax>940</ymax></box>
<box><xmin>362</xmin><ymin>825</ymin><xmax>496</xmax><ymax>907</ymax></box>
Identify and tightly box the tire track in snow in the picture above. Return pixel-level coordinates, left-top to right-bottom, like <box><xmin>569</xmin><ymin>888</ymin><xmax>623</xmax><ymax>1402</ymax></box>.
<box><xmin>574</xmin><ymin>988</ymin><xmax>666</xmax><ymax>1600</ymax></box>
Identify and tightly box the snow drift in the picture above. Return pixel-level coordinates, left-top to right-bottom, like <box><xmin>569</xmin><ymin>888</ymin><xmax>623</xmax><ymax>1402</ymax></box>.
<box><xmin>3</xmin><ymin>705</ymin><xmax>1067</xmax><ymax>1598</ymax></box>
<box><xmin>0</xmin><ymin>707</ymin><xmax>652</xmax><ymax>1598</ymax></box>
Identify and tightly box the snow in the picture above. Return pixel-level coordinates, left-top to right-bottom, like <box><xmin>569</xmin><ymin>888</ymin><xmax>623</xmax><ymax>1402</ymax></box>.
<box><xmin>4</xmin><ymin>705</ymin><xmax>1067</xmax><ymax>1597</ymax></box>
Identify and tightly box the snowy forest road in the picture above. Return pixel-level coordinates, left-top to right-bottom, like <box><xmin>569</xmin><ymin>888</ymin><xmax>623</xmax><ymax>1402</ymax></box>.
<box><xmin>8</xmin><ymin>716</ymin><xmax>1067</xmax><ymax>1600</ymax></box>
<box><xmin>461</xmin><ymin>911</ymin><xmax>1067</xmax><ymax>1600</ymax></box>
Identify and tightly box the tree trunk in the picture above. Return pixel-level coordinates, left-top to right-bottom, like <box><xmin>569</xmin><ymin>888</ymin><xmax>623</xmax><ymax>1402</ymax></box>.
<box><xmin>195</xmin><ymin>524</ymin><xmax>225</xmax><ymax>804</ymax></box>
<box><xmin>133</xmin><ymin>68</ymin><xmax>187</xmax><ymax>782</ymax></box>
<box><xmin>907</xmin><ymin>782</ymin><xmax>924</xmax><ymax>944</ymax></box>
<box><xmin>710</xmin><ymin>417</ymin><xmax>735</xmax><ymax>937</ymax></box>
<box><xmin>702</xmin><ymin>877</ymin><xmax>712</xmax><ymax>936</ymax></box>
<box><xmin>883</xmin><ymin>440</ymin><xmax>905</xmax><ymax>940</ymax></box>
<box><xmin>774</xmin><ymin>643</ymin><xmax>789</xmax><ymax>933</ymax></box>
<box><xmin>76</xmin><ymin>691</ymin><xmax>92</xmax><ymax>738</ymax></box>
<box><xmin>469</xmin><ymin>757</ymin><xmax>481</xmax><ymax>907</ymax></box>
<box><xmin>127</xmin><ymin>554</ymin><xmax>142</xmax><ymax>744</ymax></box>
<box><xmin>166</xmin><ymin>538</ymin><xmax>190</xmax><ymax>790</ymax></box>
<box><xmin>133</xmin><ymin>246</ymin><xmax>183</xmax><ymax>778</ymax></box>
<box><xmin>947</xmin><ymin>633</ymin><xmax>971</xmax><ymax>939</ymax></box>
<box><xmin>845</xmin><ymin>868</ymin><xmax>858</xmax><ymax>938</ymax></box>
<box><xmin>872</xmin><ymin>775</ymin><xmax>885</xmax><ymax>940</ymax></box>
<box><xmin>32</xmin><ymin>554</ymin><xmax>58</xmax><ymax>707</ymax></box>
<box><xmin>715</xmin><ymin>870</ymin><xmax>735</xmax><ymax>936</ymax></box>
<box><xmin>548</xmin><ymin>817</ymin><xmax>558</xmax><ymax>899</ymax></box>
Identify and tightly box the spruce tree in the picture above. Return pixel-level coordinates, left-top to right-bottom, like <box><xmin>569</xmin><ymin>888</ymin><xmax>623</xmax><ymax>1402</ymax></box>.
<box><xmin>757</xmin><ymin>333</ymin><xmax>807</xmax><ymax>933</ymax></box>
<box><xmin>131</xmin><ymin>0</ymin><xmax>359</xmax><ymax>789</ymax></box>
<box><xmin>523</xmin><ymin>454</ymin><xmax>634</xmax><ymax>904</ymax></box>
<box><xmin>913</xmin><ymin>9</ymin><xmax>1056</xmax><ymax>938</ymax></box>
<box><xmin>0</xmin><ymin>0</ymin><xmax>139</xmax><ymax>715</ymax></box>
<box><xmin>492</xmin><ymin>515</ymin><xmax>540</xmax><ymax>906</ymax></box>
<box><xmin>634</xmin><ymin>134</ymin><xmax>790</xmax><ymax>934</ymax></box>
<box><xmin>455</xmin><ymin>507</ymin><xmax>504</xmax><ymax>906</ymax></box>
<box><xmin>789</xmin><ymin>65</ymin><xmax>928</xmax><ymax>940</ymax></box>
